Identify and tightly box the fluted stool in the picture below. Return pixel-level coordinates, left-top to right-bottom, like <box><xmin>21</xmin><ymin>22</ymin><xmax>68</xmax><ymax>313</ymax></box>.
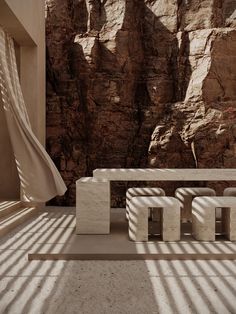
<box><xmin>126</xmin><ymin>187</ymin><xmax>165</xmax><ymax>220</ymax></box>
<box><xmin>192</xmin><ymin>196</ymin><xmax>236</xmax><ymax>241</ymax></box>
<box><xmin>175</xmin><ymin>187</ymin><xmax>216</xmax><ymax>222</ymax></box>
<box><xmin>128</xmin><ymin>196</ymin><xmax>181</xmax><ymax>242</ymax></box>
<box><xmin>224</xmin><ymin>188</ymin><xmax>236</xmax><ymax>196</ymax></box>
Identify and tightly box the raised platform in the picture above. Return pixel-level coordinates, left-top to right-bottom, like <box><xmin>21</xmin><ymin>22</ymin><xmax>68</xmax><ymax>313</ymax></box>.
<box><xmin>28</xmin><ymin>208</ymin><xmax>236</xmax><ymax>260</ymax></box>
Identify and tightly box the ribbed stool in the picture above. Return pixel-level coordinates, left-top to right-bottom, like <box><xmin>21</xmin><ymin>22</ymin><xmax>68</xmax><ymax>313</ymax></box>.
<box><xmin>224</xmin><ymin>188</ymin><xmax>236</xmax><ymax>196</ymax></box>
<box><xmin>126</xmin><ymin>187</ymin><xmax>165</xmax><ymax>220</ymax></box>
<box><xmin>192</xmin><ymin>196</ymin><xmax>236</xmax><ymax>241</ymax></box>
<box><xmin>128</xmin><ymin>196</ymin><xmax>180</xmax><ymax>242</ymax></box>
<box><xmin>175</xmin><ymin>187</ymin><xmax>216</xmax><ymax>222</ymax></box>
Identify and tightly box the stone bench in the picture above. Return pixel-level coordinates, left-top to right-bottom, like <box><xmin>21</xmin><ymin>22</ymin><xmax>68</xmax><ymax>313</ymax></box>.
<box><xmin>76</xmin><ymin>177</ymin><xmax>110</xmax><ymax>234</ymax></box>
<box><xmin>175</xmin><ymin>187</ymin><xmax>216</xmax><ymax>222</ymax></box>
<box><xmin>192</xmin><ymin>196</ymin><xmax>236</xmax><ymax>241</ymax></box>
<box><xmin>128</xmin><ymin>196</ymin><xmax>181</xmax><ymax>242</ymax></box>
<box><xmin>126</xmin><ymin>187</ymin><xmax>165</xmax><ymax>220</ymax></box>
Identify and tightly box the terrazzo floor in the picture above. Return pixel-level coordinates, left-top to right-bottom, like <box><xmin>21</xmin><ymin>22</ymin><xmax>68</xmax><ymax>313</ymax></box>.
<box><xmin>0</xmin><ymin>206</ymin><xmax>236</xmax><ymax>314</ymax></box>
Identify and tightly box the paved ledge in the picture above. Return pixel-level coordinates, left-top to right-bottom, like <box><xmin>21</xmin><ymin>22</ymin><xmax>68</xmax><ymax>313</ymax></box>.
<box><xmin>28</xmin><ymin>208</ymin><xmax>236</xmax><ymax>261</ymax></box>
<box><xmin>28</xmin><ymin>253</ymin><xmax>236</xmax><ymax>261</ymax></box>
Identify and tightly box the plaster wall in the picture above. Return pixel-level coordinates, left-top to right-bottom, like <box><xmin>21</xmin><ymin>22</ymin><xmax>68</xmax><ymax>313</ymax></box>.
<box><xmin>4</xmin><ymin>0</ymin><xmax>46</xmax><ymax>144</ymax></box>
<box><xmin>0</xmin><ymin>0</ymin><xmax>45</xmax><ymax>199</ymax></box>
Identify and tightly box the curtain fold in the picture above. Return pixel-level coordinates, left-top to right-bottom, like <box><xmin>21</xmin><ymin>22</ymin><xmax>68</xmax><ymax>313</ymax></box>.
<box><xmin>0</xmin><ymin>27</ymin><xmax>67</xmax><ymax>202</ymax></box>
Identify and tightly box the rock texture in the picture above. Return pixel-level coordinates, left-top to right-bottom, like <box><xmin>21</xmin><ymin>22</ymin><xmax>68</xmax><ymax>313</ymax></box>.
<box><xmin>46</xmin><ymin>0</ymin><xmax>236</xmax><ymax>206</ymax></box>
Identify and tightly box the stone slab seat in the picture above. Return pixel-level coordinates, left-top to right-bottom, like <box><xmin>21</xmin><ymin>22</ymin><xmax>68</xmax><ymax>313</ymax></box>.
<box><xmin>76</xmin><ymin>177</ymin><xmax>110</xmax><ymax>234</ymax></box>
<box><xmin>192</xmin><ymin>196</ymin><xmax>236</xmax><ymax>241</ymax></box>
<box><xmin>175</xmin><ymin>187</ymin><xmax>216</xmax><ymax>222</ymax></box>
<box><xmin>128</xmin><ymin>196</ymin><xmax>181</xmax><ymax>242</ymax></box>
<box><xmin>126</xmin><ymin>187</ymin><xmax>165</xmax><ymax>220</ymax></box>
<box><xmin>224</xmin><ymin>188</ymin><xmax>236</xmax><ymax>196</ymax></box>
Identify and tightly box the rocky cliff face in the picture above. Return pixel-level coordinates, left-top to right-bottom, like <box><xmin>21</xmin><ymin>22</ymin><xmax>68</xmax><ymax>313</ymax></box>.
<box><xmin>46</xmin><ymin>0</ymin><xmax>236</xmax><ymax>205</ymax></box>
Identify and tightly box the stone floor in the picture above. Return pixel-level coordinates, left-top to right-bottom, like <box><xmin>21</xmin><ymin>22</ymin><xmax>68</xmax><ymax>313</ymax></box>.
<box><xmin>0</xmin><ymin>206</ymin><xmax>236</xmax><ymax>314</ymax></box>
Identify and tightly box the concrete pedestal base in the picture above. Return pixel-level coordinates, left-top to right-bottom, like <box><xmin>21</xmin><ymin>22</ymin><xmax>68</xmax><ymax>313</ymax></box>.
<box><xmin>76</xmin><ymin>177</ymin><xmax>110</xmax><ymax>234</ymax></box>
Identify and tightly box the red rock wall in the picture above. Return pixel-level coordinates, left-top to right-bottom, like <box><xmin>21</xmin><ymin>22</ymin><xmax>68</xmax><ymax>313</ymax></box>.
<box><xmin>46</xmin><ymin>0</ymin><xmax>236</xmax><ymax>205</ymax></box>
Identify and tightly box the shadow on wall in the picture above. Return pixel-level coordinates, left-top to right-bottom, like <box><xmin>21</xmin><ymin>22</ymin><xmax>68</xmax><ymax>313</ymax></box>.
<box><xmin>73</xmin><ymin>0</ymin><xmax>108</xmax><ymax>33</ymax></box>
<box><xmin>0</xmin><ymin>95</ymin><xmax>20</xmax><ymax>199</ymax></box>
<box><xmin>125</xmin><ymin>3</ymin><xmax>191</xmax><ymax>168</ymax></box>
<box><xmin>223</xmin><ymin>0</ymin><xmax>236</xmax><ymax>26</ymax></box>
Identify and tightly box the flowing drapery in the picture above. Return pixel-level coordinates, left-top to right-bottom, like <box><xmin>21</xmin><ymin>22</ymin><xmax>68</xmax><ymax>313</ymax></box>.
<box><xmin>0</xmin><ymin>27</ymin><xmax>67</xmax><ymax>202</ymax></box>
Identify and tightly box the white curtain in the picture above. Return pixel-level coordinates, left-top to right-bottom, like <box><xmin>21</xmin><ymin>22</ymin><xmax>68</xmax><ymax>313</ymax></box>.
<box><xmin>0</xmin><ymin>27</ymin><xmax>67</xmax><ymax>202</ymax></box>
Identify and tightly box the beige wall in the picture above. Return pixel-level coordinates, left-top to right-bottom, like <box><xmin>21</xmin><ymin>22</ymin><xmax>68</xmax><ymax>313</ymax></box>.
<box><xmin>4</xmin><ymin>0</ymin><xmax>46</xmax><ymax>144</ymax></box>
<box><xmin>4</xmin><ymin>0</ymin><xmax>44</xmax><ymax>45</ymax></box>
<box><xmin>0</xmin><ymin>0</ymin><xmax>45</xmax><ymax>199</ymax></box>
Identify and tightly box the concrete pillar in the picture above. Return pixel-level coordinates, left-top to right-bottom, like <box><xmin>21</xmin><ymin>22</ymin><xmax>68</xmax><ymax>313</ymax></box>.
<box><xmin>76</xmin><ymin>177</ymin><xmax>110</xmax><ymax>234</ymax></box>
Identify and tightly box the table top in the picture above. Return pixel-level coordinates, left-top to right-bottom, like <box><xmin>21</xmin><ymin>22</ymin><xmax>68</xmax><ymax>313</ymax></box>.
<box><xmin>93</xmin><ymin>168</ymin><xmax>236</xmax><ymax>181</ymax></box>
